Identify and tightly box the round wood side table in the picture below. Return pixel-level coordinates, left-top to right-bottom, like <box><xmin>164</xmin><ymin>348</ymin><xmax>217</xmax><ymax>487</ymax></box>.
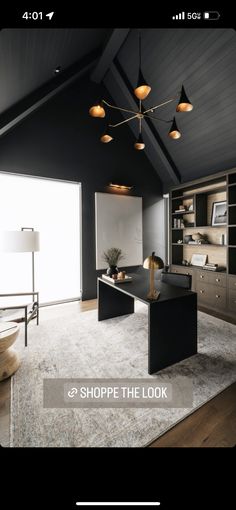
<box><xmin>0</xmin><ymin>322</ymin><xmax>20</xmax><ymax>381</ymax></box>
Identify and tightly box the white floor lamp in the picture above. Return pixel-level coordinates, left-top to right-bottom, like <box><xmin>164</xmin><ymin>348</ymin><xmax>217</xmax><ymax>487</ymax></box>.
<box><xmin>0</xmin><ymin>228</ymin><xmax>40</xmax><ymax>293</ymax></box>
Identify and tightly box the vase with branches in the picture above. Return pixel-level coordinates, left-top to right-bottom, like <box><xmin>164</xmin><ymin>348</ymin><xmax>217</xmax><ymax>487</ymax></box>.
<box><xmin>103</xmin><ymin>247</ymin><xmax>124</xmax><ymax>276</ymax></box>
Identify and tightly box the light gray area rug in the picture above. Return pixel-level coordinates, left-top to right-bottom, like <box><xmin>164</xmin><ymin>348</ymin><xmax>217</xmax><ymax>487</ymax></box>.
<box><xmin>11</xmin><ymin>303</ymin><xmax>236</xmax><ymax>447</ymax></box>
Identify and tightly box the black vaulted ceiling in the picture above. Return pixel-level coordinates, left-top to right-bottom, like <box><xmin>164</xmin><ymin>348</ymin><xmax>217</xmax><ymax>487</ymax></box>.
<box><xmin>0</xmin><ymin>28</ymin><xmax>108</xmax><ymax>112</ymax></box>
<box><xmin>0</xmin><ymin>28</ymin><xmax>236</xmax><ymax>188</ymax></box>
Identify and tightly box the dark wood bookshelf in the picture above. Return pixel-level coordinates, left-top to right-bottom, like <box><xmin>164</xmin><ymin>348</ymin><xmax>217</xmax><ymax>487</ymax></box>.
<box><xmin>170</xmin><ymin>169</ymin><xmax>236</xmax><ymax>319</ymax></box>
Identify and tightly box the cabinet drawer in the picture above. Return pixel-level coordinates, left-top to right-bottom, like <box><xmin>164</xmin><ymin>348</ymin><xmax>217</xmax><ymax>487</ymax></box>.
<box><xmin>208</xmin><ymin>272</ymin><xmax>226</xmax><ymax>288</ymax></box>
<box><xmin>196</xmin><ymin>282</ymin><xmax>226</xmax><ymax>310</ymax></box>
<box><xmin>228</xmin><ymin>289</ymin><xmax>236</xmax><ymax>313</ymax></box>
<box><xmin>212</xmin><ymin>288</ymin><xmax>226</xmax><ymax>309</ymax></box>
<box><xmin>228</xmin><ymin>276</ymin><xmax>236</xmax><ymax>290</ymax></box>
<box><xmin>196</xmin><ymin>270</ymin><xmax>209</xmax><ymax>283</ymax></box>
<box><xmin>196</xmin><ymin>282</ymin><xmax>210</xmax><ymax>303</ymax></box>
<box><xmin>196</xmin><ymin>270</ymin><xmax>226</xmax><ymax>287</ymax></box>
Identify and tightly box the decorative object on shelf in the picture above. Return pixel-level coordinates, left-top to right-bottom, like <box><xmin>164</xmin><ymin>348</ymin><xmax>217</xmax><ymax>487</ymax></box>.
<box><xmin>191</xmin><ymin>253</ymin><xmax>207</xmax><ymax>267</ymax></box>
<box><xmin>184</xmin><ymin>221</ymin><xmax>195</xmax><ymax>227</ymax></box>
<box><xmin>188</xmin><ymin>204</ymin><xmax>194</xmax><ymax>211</ymax></box>
<box><xmin>102</xmin><ymin>247</ymin><xmax>124</xmax><ymax>276</ymax></box>
<box><xmin>182</xmin><ymin>259</ymin><xmax>190</xmax><ymax>266</ymax></box>
<box><xmin>192</xmin><ymin>232</ymin><xmax>209</xmax><ymax>244</ymax></box>
<box><xmin>143</xmin><ymin>251</ymin><xmax>164</xmax><ymax>300</ymax></box>
<box><xmin>179</xmin><ymin>204</ymin><xmax>186</xmax><ymax>210</ymax></box>
<box><xmin>211</xmin><ymin>201</ymin><xmax>227</xmax><ymax>226</ymax></box>
<box><xmin>220</xmin><ymin>234</ymin><xmax>225</xmax><ymax>245</ymax></box>
<box><xmin>184</xmin><ymin>234</ymin><xmax>193</xmax><ymax>243</ymax></box>
<box><xmin>177</xmin><ymin>239</ymin><xmax>183</xmax><ymax>244</ymax></box>
<box><xmin>89</xmin><ymin>31</ymin><xmax>193</xmax><ymax>150</ymax></box>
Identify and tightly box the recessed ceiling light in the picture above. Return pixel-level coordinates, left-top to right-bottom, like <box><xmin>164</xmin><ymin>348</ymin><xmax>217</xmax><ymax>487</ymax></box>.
<box><xmin>54</xmin><ymin>66</ymin><xmax>62</xmax><ymax>74</ymax></box>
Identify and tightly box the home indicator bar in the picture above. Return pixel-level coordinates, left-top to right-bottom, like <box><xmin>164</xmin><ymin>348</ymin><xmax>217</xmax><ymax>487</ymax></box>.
<box><xmin>76</xmin><ymin>504</ymin><xmax>161</xmax><ymax>507</ymax></box>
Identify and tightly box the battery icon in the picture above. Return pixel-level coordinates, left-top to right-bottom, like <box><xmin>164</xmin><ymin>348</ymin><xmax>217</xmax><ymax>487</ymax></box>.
<box><xmin>204</xmin><ymin>11</ymin><xmax>220</xmax><ymax>19</ymax></box>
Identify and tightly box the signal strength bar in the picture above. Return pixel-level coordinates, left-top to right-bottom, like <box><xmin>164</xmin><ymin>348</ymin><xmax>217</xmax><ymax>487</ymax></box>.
<box><xmin>172</xmin><ymin>12</ymin><xmax>185</xmax><ymax>20</ymax></box>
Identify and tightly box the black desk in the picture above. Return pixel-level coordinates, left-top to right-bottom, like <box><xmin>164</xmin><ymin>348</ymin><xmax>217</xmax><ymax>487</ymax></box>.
<box><xmin>98</xmin><ymin>275</ymin><xmax>197</xmax><ymax>374</ymax></box>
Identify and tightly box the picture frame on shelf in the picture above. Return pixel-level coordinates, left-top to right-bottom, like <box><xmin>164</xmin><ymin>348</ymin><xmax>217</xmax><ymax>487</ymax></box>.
<box><xmin>211</xmin><ymin>201</ymin><xmax>227</xmax><ymax>226</ymax></box>
<box><xmin>191</xmin><ymin>253</ymin><xmax>207</xmax><ymax>267</ymax></box>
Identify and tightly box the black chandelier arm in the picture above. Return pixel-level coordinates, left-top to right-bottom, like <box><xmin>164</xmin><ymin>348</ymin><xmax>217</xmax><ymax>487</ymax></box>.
<box><xmin>109</xmin><ymin>114</ymin><xmax>139</xmax><ymax>128</ymax></box>
<box><xmin>143</xmin><ymin>96</ymin><xmax>178</xmax><ymax>114</ymax></box>
<box><xmin>102</xmin><ymin>100</ymin><xmax>138</xmax><ymax>116</ymax></box>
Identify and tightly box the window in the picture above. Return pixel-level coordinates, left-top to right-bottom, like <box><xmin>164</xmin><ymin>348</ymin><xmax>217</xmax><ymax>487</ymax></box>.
<box><xmin>0</xmin><ymin>173</ymin><xmax>81</xmax><ymax>304</ymax></box>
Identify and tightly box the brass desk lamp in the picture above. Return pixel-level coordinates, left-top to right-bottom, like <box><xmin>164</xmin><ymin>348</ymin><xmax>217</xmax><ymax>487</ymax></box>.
<box><xmin>143</xmin><ymin>251</ymin><xmax>164</xmax><ymax>300</ymax></box>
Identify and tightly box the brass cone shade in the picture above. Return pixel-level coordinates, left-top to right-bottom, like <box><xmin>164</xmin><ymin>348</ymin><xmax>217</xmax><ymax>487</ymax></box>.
<box><xmin>169</xmin><ymin>117</ymin><xmax>181</xmax><ymax>139</ymax></box>
<box><xmin>89</xmin><ymin>102</ymin><xmax>105</xmax><ymax>118</ymax></box>
<box><xmin>134</xmin><ymin>133</ymin><xmax>145</xmax><ymax>150</ymax></box>
<box><xmin>176</xmin><ymin>86</ymin><xmax>193</xmax><ymax>112</ymax></box>
<box><xmin>134</xmin><ymin>69</ymin><xmax>151</xmax><ymax>100</ymax></box>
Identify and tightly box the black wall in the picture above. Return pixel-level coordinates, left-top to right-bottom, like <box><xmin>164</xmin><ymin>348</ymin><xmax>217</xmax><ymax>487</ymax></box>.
<box><xmin>0</xmin><ymin>75</ymin><xmax>164</xmax><ymax>299</ymax></box>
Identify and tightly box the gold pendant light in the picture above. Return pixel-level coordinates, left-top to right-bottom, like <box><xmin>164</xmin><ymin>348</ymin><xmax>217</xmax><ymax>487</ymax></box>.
<box><xmin>89</xmin><ymin>102</ymin><xmax>105</xmax><ymax>118</ymax></box>
<box><xmin>169</xmin><ymin>117</ymin><xmax>181</xmax><ymax>139</ymax></box>
<box><xmin>176</xmin><ymin>85</ymin><xmax>193</xmax><ymax>112</ymax></box>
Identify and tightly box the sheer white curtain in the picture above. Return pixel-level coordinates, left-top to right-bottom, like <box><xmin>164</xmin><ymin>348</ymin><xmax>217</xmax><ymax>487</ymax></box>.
<box><xmin>0</xmin><ymin>173</ymin><xmax>81</xmax><ymax>303</ymax></box>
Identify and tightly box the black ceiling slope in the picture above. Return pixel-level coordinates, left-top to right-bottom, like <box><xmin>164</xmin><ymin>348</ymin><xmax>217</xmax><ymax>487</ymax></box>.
<box><xmin>112</xmin><ymin>28</ymin><xmax>236</xmax><ymax>182</ymax></box>
<box><xmin>0</xmin><ymin>28</ymin><xmax>108</xmax><ymax>114</ymax></box>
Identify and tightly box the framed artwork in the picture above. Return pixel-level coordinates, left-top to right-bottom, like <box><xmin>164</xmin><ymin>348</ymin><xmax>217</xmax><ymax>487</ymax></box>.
<box><xmin>191</xmin><ymin>253</ymin><xmax>207</xmax><ymax>267</ymax></box>
<box><xmin>95</xmin><ymin>193</ymin><xmax>143</xmax><ymax>270</ymax></box>
<box><xmin>211</xmin><ymin>201</ymin><xmax>227</xmax><ymax>226</ymax></box>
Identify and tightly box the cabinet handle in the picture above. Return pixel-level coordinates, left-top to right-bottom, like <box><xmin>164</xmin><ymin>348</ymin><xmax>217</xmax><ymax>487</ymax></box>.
<box><xmin>200</xmin><ymin>290</ymin><xmax>204</xmax><ymax>294</ymax></box>
<box><xmin>216</xmin><ymin>295</ymin><xmax>220</xmax><ymax>298</ymax></box>
<box><xmin>216</xmin><ymin>278</ymin><xmax>220</xmax><ymax>282</ymax></box>
<box><xmin>200</xmin><ymin>275</ymin><xmax>204</xmax><ymax>279</ymax></box>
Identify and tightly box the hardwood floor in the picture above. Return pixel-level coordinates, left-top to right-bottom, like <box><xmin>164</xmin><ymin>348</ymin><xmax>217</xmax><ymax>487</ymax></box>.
<box><xmin>149</xmin><ymin>382</ymin><xmax>236</xmax><ymax>447</ymax></box>
<box><xmin>0</xmin><ymin>299</ymin><xmax>235</xmax><ymax>447</ymax></box>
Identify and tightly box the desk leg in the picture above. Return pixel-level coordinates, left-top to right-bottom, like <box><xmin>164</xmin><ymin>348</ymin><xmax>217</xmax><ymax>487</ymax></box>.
<box><xmin>148</xmin><ymin>293</ymin><xmax>197</xmax><ymax>374</ymax></box>
<box><xmin>98</xmin><ymin>280</ymin><xmax>134</xmax><ymax>321</ymax></box>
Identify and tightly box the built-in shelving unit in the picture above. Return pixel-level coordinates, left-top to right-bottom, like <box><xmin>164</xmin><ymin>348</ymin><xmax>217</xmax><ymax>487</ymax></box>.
<box><xmin>170</xmin><ymin>169</ymin><xmax>236</xmax><ymax>319</ymax></box>
<box><xmin>228</xmin><ymin>174</ymin><xmax>236</xmax><ymax>276</ymax></box>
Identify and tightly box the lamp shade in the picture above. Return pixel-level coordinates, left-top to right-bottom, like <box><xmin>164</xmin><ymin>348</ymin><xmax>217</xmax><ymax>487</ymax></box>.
<box><xmin>176</xmin><ymin>86</ymin><xmax>193</xmax><ymax>112</ymax></box>
<box><xmin>169</xmin><ymin>117</ymin><xmax>181</xmax><ymax>139</ymax></box>
<box><xmin>89</xmin><ymin>102</ymin><xmax>105</xmax><ymax>118</ymax></box>
<box><xmin>0</xmin><ymin>230</ymin><xmax>40</xmax><ymax>252</ymax></box>
<box><xmin>143</xmin><ymin>252</ymin><xmax>164</xmax><ymax>270</ymax></box>
<box><xmin>134</xmin><ymin>69</ymin><xmax>151</xmax><ymax>100</ymax></box>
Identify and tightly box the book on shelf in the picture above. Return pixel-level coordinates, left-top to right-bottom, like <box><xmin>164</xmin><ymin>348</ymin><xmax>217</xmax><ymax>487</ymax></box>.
<box><xmin>102</xmin><ymin>274</ymin><xmax>132</xmax><ymax>284</ymax></box>
<box><xmin>202</xmin><ymin>263</ymin><xmax>219</xmax><ymax>271</ymax></box>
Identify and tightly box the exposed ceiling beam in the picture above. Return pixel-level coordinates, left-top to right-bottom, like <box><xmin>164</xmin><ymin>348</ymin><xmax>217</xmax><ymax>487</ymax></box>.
<box><xmin>103</xmin><ymin>63</ymin><xmax>181</xmax><ymax>187</ymax></box>
<box><xmin>0</xmin><ymin>48</ymin><xmax>100</xmax><ymax>138</ymax></box>
<box><xmin>91</xmin><ymin>29</ymin><xmax>130</xmax><ymax>84</ymax></box>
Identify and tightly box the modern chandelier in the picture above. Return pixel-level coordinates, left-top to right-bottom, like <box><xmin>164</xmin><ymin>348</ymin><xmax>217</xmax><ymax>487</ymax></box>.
<box><xmin>89</xmin><ymin>34</ymin><xmax>193</xmax><ymax>150</ymax></box>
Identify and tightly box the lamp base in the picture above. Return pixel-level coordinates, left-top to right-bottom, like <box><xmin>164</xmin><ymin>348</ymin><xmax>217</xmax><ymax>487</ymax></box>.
<box><xmin>147</xmin><ymin>289</ymin><xmax>160</xmax><ymax>301</ymax></box>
